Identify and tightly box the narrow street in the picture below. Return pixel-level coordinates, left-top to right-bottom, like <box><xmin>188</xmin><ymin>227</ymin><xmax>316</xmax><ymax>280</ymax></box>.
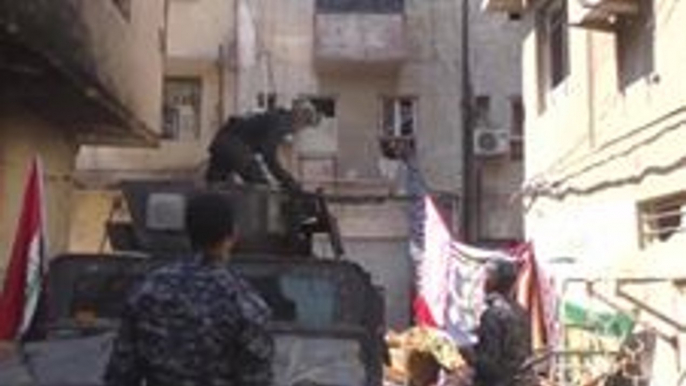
<box><xmin>1</xmin><ymin>0</ymin><xmax>685</xmax><ymax>385</ymax></box>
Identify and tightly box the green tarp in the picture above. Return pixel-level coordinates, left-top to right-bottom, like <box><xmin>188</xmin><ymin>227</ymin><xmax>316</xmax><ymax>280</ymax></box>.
<box><xmin>563</xmin><ymin>302</ymin><xmax>635</xmax><ymax>339</ymax></box>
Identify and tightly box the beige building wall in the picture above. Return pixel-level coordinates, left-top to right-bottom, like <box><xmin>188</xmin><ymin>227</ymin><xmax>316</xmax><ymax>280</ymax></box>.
<box><xmin>512</xmin><ymin>0</ymin><xmax>686</xmax><ymax>383</ymax></box>
<box><xmin>470</xmin><ymin>0</ymin><xmax>527</xmax><ymax>242</ymax></box>
<box><xmin>72</xmin><ymin>0</ymin><xmax>237</xmax><ymax>253</ymax></box>
<box><xmin>1</xmin><ymin>0</ymin><xmax>166</xmax><ymax>272</ymax></box>
<box><xmin>0</xmin><ymin>113</ymin><xmax>78</xmax><ymax>277</ymax></box>
<box><xmin>79</xmin><ymin>0</ymin><xmax>166</xmax><ymax>136</ymax></box>
<box><xmin>522</xmin><ymin>0</ymin><xmax>686</xmax><ymax>270</ymax></box>
<box><xmin>68</xmin><ymin>190</ymin><xmax>122</xmax><ymax>254</ymax></box>
<box><xmin>77</xmin><ymin>0</ymin><xmax>235</xmax><ymax>183</ymax></box>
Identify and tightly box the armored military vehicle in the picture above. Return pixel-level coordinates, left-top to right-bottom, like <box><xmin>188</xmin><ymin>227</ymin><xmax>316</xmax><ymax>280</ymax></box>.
<box><xmin>0</xmin><ymin>181</ymin><xmax>386</xmax><ymax>386</ymax></box>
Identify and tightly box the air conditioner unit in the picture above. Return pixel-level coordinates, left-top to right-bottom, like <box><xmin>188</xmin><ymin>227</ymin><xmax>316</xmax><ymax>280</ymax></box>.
<box><xmin>568</xmin><ymin>0</ymin><xmax>639</xmax><ymax>30</ymax></box>
<box><xmin>474</xmin><ymin>128</ymin><xmax>509</xmax><ymax>156</ymax></box>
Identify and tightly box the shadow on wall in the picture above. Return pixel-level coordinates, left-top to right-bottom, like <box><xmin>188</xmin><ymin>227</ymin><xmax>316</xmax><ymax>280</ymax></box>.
<box><xmin>616</xmin><ymin>0</ymin><xmax>655</xmax><ymax>91</ymax></box>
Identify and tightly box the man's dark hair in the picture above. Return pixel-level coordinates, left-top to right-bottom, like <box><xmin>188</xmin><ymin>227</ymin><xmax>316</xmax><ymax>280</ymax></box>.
<box><xmin>487</xmin><ymin>259</ymin><xmax>519</xmax><ymax>294</ymax></box>
<box><xmin>184</xmin><ymin>192</ymin><xmax>235</xmax><ymax>250</ymax></box>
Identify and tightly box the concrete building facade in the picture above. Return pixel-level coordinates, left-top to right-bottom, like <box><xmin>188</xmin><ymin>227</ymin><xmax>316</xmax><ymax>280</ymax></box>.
<box><xmin>484</xmin><ymin>0</ymin><xmax>686</xmax><ymax>383</ymax></box>
<box><xmin>0</xmin><ymin>0</ymin><xmax>166</xmax><ymax>275</ymax></box>
<box><xmin>72</xmin><ymin>0</ymin><xmax>526</xmax><ymax>329</ymax></box>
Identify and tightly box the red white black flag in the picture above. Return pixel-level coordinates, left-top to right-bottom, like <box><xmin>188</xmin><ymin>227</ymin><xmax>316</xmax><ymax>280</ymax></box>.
<box><xmin>0</xmin><ymin>157</ymin><xmax>48</xmax><ymax>340</ymax></box>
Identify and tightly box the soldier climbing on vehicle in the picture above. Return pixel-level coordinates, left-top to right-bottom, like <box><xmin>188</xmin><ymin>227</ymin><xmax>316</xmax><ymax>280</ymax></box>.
<box><xmin>205</xmin><ymin>100</ymin><xmax>319</xmax><ymax>193</ymax></box>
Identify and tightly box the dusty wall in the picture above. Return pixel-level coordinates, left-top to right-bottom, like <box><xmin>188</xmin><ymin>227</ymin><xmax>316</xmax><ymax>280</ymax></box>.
<box><xmin>79</xmin><ymin>0</ymin><xmax>167</xmax><ymax>134</ymax></box>
<box><xmin>77</xmin><ymin>0</ymin><xmax>236</xmax><ymax>182</ymax></box>
<box><xmin>519</xmin><ymin>0</ymin><xmax>686</xmax><ymax>383</ymax></box>
<box><xmin>470</xmin><ymin>0</ymin><xmax>527</xmax><ymax>241</ymax></box>
<box><xmin>0</xmin><ymin>113</ymin><xmax>78</xmax><ymax>275</ymax></box>
<box><xmin>523</xmin><ymin>0</ymin><xmax>686</xmax><ymax>270</ymax></box>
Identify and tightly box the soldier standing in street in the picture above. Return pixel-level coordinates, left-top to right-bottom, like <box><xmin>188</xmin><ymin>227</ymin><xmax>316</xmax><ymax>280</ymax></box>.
<box><xmin>104</xmin><ymin>192</ymin><xmax>274</xmax><ymax>386</ymax></box>
<box><xmin>472</xmin><ymin>259</ymin><xmax>535</xmax><ymax>386</ymax></box>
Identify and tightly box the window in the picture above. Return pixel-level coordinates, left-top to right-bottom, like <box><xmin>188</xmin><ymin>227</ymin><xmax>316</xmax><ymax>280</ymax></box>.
<box><xmin>295</xmin><ymin>96</ymin><xmax>338</xmax><ymax>155</ymax></box>
<box><xmin>308</xmin><ymin>97</ymin><xmax>337</xmax><ymax>119</ymax></box>
<box><xmin>538</xmin><ymin>0</ymin><xmax>569</xmax><ymax>91</ymax></box>
<box><xmin>638</xmin><ymin>193</ymin><xmax>686</xmax><ymax>247</ymax></box>
<box><xmin>510</xmin><ymin>96</ymin><xmax>524</xmax><ymax>160</ymax></box>
<box><xmin>508</xmin><ymin>12</ymin><xmax>522</xmax><ymax>21</ymax></box>
<box><xmin>257</xmin><ymin>92</ymin><xmax>278</xmax><ymax>111</ymax></box>
<box><xmin>111</xmin><ymin>0</ymin><xmax>132</xmax><ymax>19</ymax></box>
<box><xmin>162</xmin><ymin>77</ymin><xmax>202</xmax><ymax>140</ymax></box>
<box><xmin>616</xmin><ymin>0</ymin><xmax>654</xmax><ymax>90</ymax></box>
<box><xmin>381</xmin><ymin>97</ymin><xmax>417</xmax><ymax>137</ymax></box>
<box><xmin>474</xmin><ymin>95</ymin><xmax>491</xmax><ymax>127</ymax></box>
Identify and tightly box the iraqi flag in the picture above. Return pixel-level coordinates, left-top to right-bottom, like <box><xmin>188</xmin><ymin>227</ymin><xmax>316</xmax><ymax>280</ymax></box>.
<box><xmin>0</xmin><ymin>157</ymin><xmax>48</xmax><ymax>341</ymax></box>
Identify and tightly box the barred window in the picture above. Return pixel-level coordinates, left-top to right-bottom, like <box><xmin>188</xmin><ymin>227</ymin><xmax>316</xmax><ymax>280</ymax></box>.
<box><xmin>638</xmin><ymin>193</ymin><xmax>686</xmax><ymax>247</ymax></box>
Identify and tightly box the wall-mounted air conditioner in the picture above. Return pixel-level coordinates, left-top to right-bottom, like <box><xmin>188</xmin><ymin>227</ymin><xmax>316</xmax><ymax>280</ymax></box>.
<box><xmin>474</xmin><ymin>128</ymin><xmax>509</xmax><ymax>156</ymax></box>
<box><xmin>568</xmin><ymin>0</ymin><xmax>639</xmax><ymax>30</ymax></box>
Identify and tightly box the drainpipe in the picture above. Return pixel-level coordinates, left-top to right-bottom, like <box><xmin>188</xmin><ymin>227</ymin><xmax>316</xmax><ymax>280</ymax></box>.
<box><xmin>461</xmin><ymin>0</ymin><xmax>476</xmax><ymax>242</ymax></box>
<box><xmin>233</xmin><ymin>0</ymin><xmax>241</xmax><ymax>113</ymax></box>
<box><xmin>217</xmin><ymin>44</ymin><xmax>226</xmax><ymax>122</ymax></box>
<box><xmin>586</xmin><ymin>31</ymin><xmax>596</xmax><ymax>147</ymax></box>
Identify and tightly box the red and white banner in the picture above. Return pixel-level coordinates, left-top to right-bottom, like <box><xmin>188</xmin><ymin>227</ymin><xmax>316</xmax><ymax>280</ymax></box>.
<box><xmin>0</xmin><ymin>157</ymin><xmax>48</xmax><ymax>341</ymax></box>
<box><xmin>414</xmin><ymin>196</ymin><xmax>453</xmax><ymax>328</ymax></box>
<box><xmin>413</xmin><ymin>197</ymin><xmax>495</xmax><ymax>346</ymax></box>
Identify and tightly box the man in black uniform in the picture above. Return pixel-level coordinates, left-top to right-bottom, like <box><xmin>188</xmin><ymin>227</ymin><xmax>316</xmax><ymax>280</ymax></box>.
<box><xmin>206</xmin><ymin>104</ymin><xmax>316</xmax><ymax>192</ymax></box>
<box><xmin>472</xmin><ymin>259</ymin><xmax>536</xmax><ymax>386</ymax></box>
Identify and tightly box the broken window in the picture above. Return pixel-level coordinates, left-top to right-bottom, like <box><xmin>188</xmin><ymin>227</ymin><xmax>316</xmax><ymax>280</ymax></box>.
<box><xmin>295</xmin><ymin>96</ymin><xmax>338</xmax><ymax>156</ymax></box>
<box><xmin>379</xmin><ymin>97</ymin><xmax>416</xmax><ymax>159</ymax></box>
<box><xmin>162</xmin><ymin>77</ymin><xmax>202</xmax><ymax>141</ymax></box>
<box><xmin>381</xmin><ymin>97</ymin><xmax>417</xmax><ymax>137</ymax></box>
<box><xmin>639</xmin><ymin>192</ymin><xmax>686</xmax><ymax>247</ymax></box>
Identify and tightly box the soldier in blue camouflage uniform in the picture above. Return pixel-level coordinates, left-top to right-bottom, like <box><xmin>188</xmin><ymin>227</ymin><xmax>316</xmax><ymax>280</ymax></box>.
<box><xmin>104</xmin><ymin>192</ymin><xmax>274</xmax><ymax>386</ymax></box>
<box><xmin>473</xmin><ymin>259</ymin><xmax>535</xmax><ymax>386</ymax></box>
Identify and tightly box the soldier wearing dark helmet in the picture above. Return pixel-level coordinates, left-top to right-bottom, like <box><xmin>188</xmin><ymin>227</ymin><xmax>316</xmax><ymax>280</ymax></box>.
<box><xmin>472</xmin><ymin>259</ymin><xmax>535</xmax><ymax>386</ymax></box>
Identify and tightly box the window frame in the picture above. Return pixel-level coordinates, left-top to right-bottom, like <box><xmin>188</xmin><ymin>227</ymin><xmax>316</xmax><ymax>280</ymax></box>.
<box><xmin>638</xmin><ymin>192</ymin><xmax>686</xmax><ymax>248</ymax></box>
<box><xmin>536</xmin><ymin>0</ymin><xmax>570</xmax><ymax>111</ymax></box>
<box><xmin>380</xmin><ymin>96</ymin><xmax>418</xmax><ymax>138</ymax></box>
<box><xmin>162</xmin><ymin>76</ymin><xmax>203</xmax><ymax>141</ymax></box>
<box><xmin>509</xmin><ymin>96</ymin><xmax>525</xmax><ymax>160</ymax></box>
